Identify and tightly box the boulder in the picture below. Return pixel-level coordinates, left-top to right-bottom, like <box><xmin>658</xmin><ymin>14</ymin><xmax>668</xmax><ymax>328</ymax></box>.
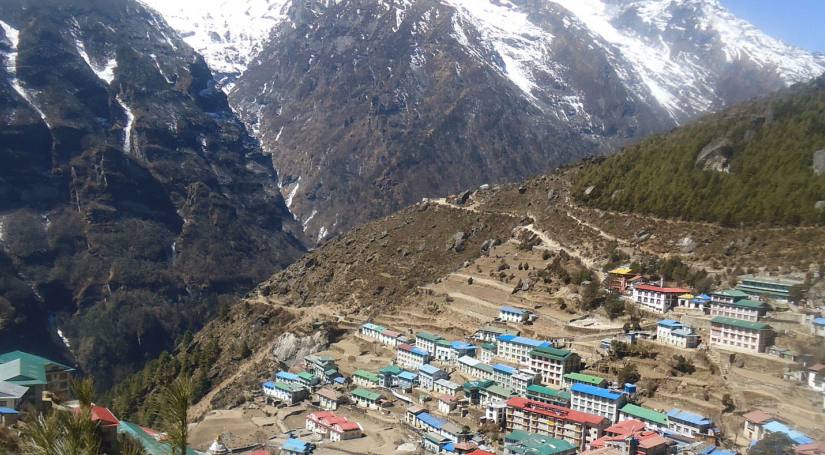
<box><xmin>816</xmin><ymin>201</ymin><xmax>825</xmax><ymax>211</ymax></box>
<box><xmin>678</xmin><ymin>236</ymin><xmax>697</xmax><ymax>254</ymax></box>
<box><xmin>813</xmin><ymin>150</ymin><xmax>825</xmax><ymax>176</ymax></box>
<box><xmin>584</xmin><ymin>185</ymin><xmax>596</xmax><ymax>196</ymax></box>
<box><xmin>448</xmin><ymin>231</ymin><xmax>467</xmax><ymax>252</ymax></box>
<box><xmin>480</xmin><ymin>239</ymin><xmax>496</xmax><ymax>256</ymax></box>
<box><xmin>696</xmin><ymin>137</ymin><xmax>733</xmax><ymax>173</ymax></box>
<box><xmin>456</xmin><ymin>190</ymin><xmax>471</xmax><ymax>205</ymax></box>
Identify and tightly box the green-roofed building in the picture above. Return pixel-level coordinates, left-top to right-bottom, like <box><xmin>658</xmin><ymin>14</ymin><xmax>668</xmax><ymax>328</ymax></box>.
<box><xmin>480</xmin><ymin>383</ymin><xmax>515</xmax><ymax>406</ymax></box>
<box><xmin>351</xmin><ymin>388</ymin><xmax>382</xmax><ymax>409</ymax></box>
<box><xmin>529</xmin><ymin>346</ymin><xmax>581</xmax><ymax>386</ymax></box>
<box><xmin>505</xmin><ymin>430</ymin><xmax>577</xmax><ymax>455</ymax></box>
<box><xmin>463</xmin><ymin>379</ymin><xmax>496</xmax><ymax>404</ymax></box>
<box><xmin>736</xmin><ymin>275</ymin><xmax>804</xmax><ymax>303</ymax></box>
<box><xmin>296</xmin><ymin>371</ymin><xmax>319</xmax><ymax>388</ymax></box>
<box><xmin>526</xmin><ymin>384</ymin><xmax>571</xmax><ymax>407</ymax></box>
<box><xmin>710</xmin><ymin>293</ymin><xmax>770</xmax><ymax>322</ymax></box>
<box><xmin>378</xmin><ymin>364</ymin><xmax>403</xmax><ymax>387</ymax></box>
<box><xmin>619</xmin><ymin>403</ymin><xmax>668</xmax><ymax>430</ymax></box>
<box><xmin>352</xmin><ymin>370</ymin><xmax>381</xmax><ymax>388</ymax></box>
<box><xmin>480</xmin><ymin>342</ymin><xmax>497</xmax><ymax>363</ymax></box>
<box><xmin>118</xmin><ymin>421</ymin><xmax>200</xmax><ymax>455</ymax></box>
<box><xmin>563</xmin><ymin>372</ymin><xmax>607</xmax><ymax>388</ymax></box>
<box><xmin>0</xmin><ymin>351</ymin><xmax>74</xmax><ymax>402</ymax></box>
<box><xmin>415</xmin><ymin>332</ymin><xmax>445</xmax><ymax>356</ymax></box>
<box><xmin>710</xmin><ymin>317</ymin><xmax>773</xmax><ymax>353</ymax></box>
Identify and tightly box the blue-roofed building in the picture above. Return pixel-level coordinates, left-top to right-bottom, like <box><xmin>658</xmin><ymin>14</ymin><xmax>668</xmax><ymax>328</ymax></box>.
<box><xmin>667</xmin><ymin>408</ymin><xmax>714</xmax><ymax>437</ymax></box>
<box><xmin>397</xmin><ymin>343</ymin><xmax>430</xmax><ymax>370</ymax></box>
<box><xmin>0</xmin><ymin>406</ymin><xmax>18</xmax><ymax>425</ymax></box>
<box><xmin>497</xmin><ymin>335</ymin><xmax>553</xmax><ymax>365</ymax></box>
<box><xmin>570</xmin><ymin>383</ymin><xmax>627</xmax><ymax>423</ymax></box>
<box><xmin>450</xmin><ymin>341</ymin><xmax>476</xmax><ymax>363</ymax></box>
<box><xmin>762</xmin><ymin>420</ymin><xmax>813</xmax><ymax>445</ymax></box>
<box><xmin>499</xmin><ymin>306</ymin><xmax>534</xmax><ymax>323</ymax></box>
<box><xmin>359</xmin><ymin>322</ymin><xmax>385</xmax><ymax>340</ymax></box>
<box><xmin>397</xmin><ymin>371</ymin><xmax>418</xmax><ymax>391</ymax></box>
<box><xmin>276</xmin><ymin>371</ymin><xmax>301</xmax><ymax>384</ymax></box>
<box><xmin>418</xmin><ymin>364</ymin><xmax>449</xmax><ymax>390</ymax></box>
<box><xmin>416</xmin><ymin>411</ymin><xmax>446</xmax><ymax>434</ymax></box>
<box><xmin>657</xmin><ymin>320</ymin><xmax>700</xmax><ymax>348</ymax></box>
<box><xmin>434</xmin><ymin>378</ymin><xmax>462</xmax><ymax>396</ymax></box>
<box><xmin>262</xmin><ymin>381</ymin><xmax>308</xmax><ymax>405</ymax></box>
<box><xmin>282</xmin><ymin>437</ymin><xmax>314</xmax><ymax>454</ymax></box>
<box><xmin>812</xmin><ymin>317</ymin><xmax>825</xmax><ymax>337</ymax></box>
<box><xmin>422</xmin><ymin>431</ymin><xmax>450</xmax><ymax>453</ymax></box>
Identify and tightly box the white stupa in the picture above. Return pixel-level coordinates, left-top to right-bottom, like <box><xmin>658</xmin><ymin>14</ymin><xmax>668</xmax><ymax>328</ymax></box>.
<box><xmin>206</xmin><ymin>435</ymin><xmax>230</xmax><ymax>455</ymax></box>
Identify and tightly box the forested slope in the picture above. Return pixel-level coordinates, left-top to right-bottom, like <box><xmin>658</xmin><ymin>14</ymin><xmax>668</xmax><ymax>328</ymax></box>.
<box><xmin>574</xmin><ymin>76</ymin><xmax>825</xmax><ymax>226</ymax></box>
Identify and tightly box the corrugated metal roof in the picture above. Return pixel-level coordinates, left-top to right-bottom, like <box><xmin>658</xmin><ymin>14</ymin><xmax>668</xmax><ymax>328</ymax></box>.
<box><xmin>571</xmin><ymin>383</ymin><xmax>623</xmax><ymax>400</ymax></box>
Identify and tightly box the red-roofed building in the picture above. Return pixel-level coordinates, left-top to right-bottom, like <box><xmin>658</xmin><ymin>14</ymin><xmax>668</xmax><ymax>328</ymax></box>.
<box><xmin>505</xmin><ymin>397</ymin><xmax>608</xmax><ymax>450</ymax></box>
<box><xmin>605</xmin><ymin>419</ymin><xmax>647</xmax><ymax>436</ymax></box>
<box><xmin>796</xmin><ymin>442</ymin><xmax>825</xmax><ymax>455</ymax></box>
<box><xmin>467</xmin><ymin>450</ymin><xmax>495</xmax><ymax>455</ymax></box>
<box><xmin>438</xmin><ymin>394</ymin><xmax>459</xmax><ymax>415</ymax></box>
<box><xmin>379</xmin><ymin>329</ymin><xmax>403</xmax><ymax>347</ymax></box>
<box><xmin>305</xmin><ymin>411</ymin><xmax>363</xmax><ymax>441</ymax></box>
<box><xmin>632</xmin><ymin>284</ymin><xmax>691</xmax><ymax>314</ymax></box>
<box><xmin>742</xmin><ymin>410</ymin><xmax>780</xmax><ymax>441</ymax></box>
<box><xmin>90</xmin><ymin>405</ymin><xmax>119</xmax><ymax>427</ymax></box>
<box><xmin>590</xmin><ymin>420</ymin><xmax>669</xmax><ymax>455</ymax></box>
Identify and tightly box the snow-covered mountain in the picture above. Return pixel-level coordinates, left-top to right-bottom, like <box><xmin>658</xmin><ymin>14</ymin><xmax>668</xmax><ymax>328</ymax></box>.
<box><xmin>145</xmin><ymin>0</ymin><xmax>825</xmax><ymax>122</ymax></box>
<box><xmin>139</xmin><ymin>0</ymin><xmax>292</xmax><ymax>88</ymax></box>
<box><xmin>142</xmin><ymin>0</ymin><xmax>825</xmax><ymax>243</ymax></box>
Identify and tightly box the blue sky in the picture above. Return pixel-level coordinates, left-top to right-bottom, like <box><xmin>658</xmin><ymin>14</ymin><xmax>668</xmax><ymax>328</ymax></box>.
<box><xmin>722</xmin><ymin>0</ymin><xmax>824</xmax><ymax>52</ymax></box>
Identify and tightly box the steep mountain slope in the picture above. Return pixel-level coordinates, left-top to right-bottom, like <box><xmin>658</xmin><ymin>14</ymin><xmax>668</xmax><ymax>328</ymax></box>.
<box><xmin>109</xmin><ymin>161</ymin><xmax>825</xmax><ymax>423</ymax></box>
<box><xmin>144</xmin><ymin>0</ymin><xmax>825</xmax><ymax>243</ymax></box>
<box><xmin>575</xmin><ymin>75</ymin><xmax>825</xmax><ymax>226</ymax></box>
<box><xmin>0</xmin><ymin>0</ymin><xmax>304</xmax><ymax>387</ymax></box>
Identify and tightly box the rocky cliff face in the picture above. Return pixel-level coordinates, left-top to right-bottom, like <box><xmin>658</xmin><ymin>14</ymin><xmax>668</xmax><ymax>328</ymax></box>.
<box><xmin>145</xmin><ymin>0</ymin><xmax>825</xmax><ymax>244</ymax></box>
<box><xmin>0</xmin><ymin>0</ymin><xmax>304</xmax><ymax>387</ymax></box>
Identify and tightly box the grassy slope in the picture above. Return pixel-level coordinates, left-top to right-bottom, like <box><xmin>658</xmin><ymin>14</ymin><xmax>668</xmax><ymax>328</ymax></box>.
<box><xmin>574</xmin><ymin>76</ymin><xmax>825</xmax><ymax>226</ymax></box>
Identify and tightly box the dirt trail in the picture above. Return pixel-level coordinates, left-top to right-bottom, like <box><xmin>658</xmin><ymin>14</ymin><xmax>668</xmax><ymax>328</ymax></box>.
<box><xmin>519</xmin><ymin>223</ymin><xmax>604</xmax><ymax>281</ymax></box>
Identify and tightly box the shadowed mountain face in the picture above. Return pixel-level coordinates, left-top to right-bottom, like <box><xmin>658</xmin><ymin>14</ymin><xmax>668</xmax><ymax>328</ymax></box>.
<box><xmin>0</xmin><ymin>0</ymin><xmax>304</xmax><ymax>387</ymax></box>
<box><xmin>164</xmin><ymin>0</ymin><xmax>822</xmax><ymax>244</ymax></box>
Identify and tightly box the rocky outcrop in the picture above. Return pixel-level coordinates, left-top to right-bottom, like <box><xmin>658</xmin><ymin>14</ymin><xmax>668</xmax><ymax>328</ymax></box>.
<box><xmin>0</xmin><ymin>0</ymin><xmax>304</xmax><ymax>387</ymax></box>
<box><xmin>696</xmin><ymin>138</ymin><xmax>733</xmax><ymax>173</ymax></box>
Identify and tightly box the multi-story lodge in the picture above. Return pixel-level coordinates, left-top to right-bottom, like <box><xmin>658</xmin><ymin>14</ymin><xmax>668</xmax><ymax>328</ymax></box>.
<box><xmin>632</xmin><ymin>284</ymin><xmax>691</xmax><ymax>314</ymax></box>
<box><xmin>474</xmin><ymin>325</ymin><xmax>520</xmax><ymax>343</ymax></box>
<box><xmin>736</xmin><ymin>275</ymin><xmax>804</xmax><ymax>302</ymax></box>
<box><xmin>497</xmin><ymin>335</ymin><xmax>553</xmax><ymax>365</ymax></box>
<box><xmin>563</xmin><ymin>372</ymin><xmax>607</xmax><ymax>388</ymax></box>
<box><xmin>525</xmin><ymin>384</ymin><xmax>570</xmax><ymax>407</ymax></box>
<box><xmin>656</xmin><ymin>320</ymin><xmax>700</xmax><ymax>348</ymax></box>
<box><xmin>618</xmin><ymin>404</ymin><xmax>668</xmax><ymax>432</ymax></box>
<box><xmin>418</xmin><ymin>364</ymin><xmax>449</xmax><ymax>390</ymax></box>
<box><xmin>397</xmin><ymin>343</ymin><xmax>431</xmax><ymax>369</ymax></box>
<box><xmin>570</xmin><ymin>383</ymin><xmax>627</xmax><ymax>423</ymax></box>
<box><xmin>499</xmin><ymin>306</ymin><xmax>534</xmax><ymax>324</ymax></box>
<box><xmin>416</xmin><ymin>332</ymin><xmax>445</xmax><ymax>356</ymax></box>
<box><xmin>709</xmin><ymin>296</ymin><xmax>768</xmax><ymax>322</ymax></box>
<box><xmin>528</xmin><ymin>346</ymin><xmax>581</xmax><ymax>386</ymax></box>
<box><xmin>710</xmin><ymin>317</ymin><xmax>773</xmax><ymax>353</ymax></box>
<box><xmin>666</xmin><ymin>408</ymin><xmax>714</xmax><ymax>437</ymax></box>
<box><xmin>505</xmin><ymin>397</ymin><xmax>608</xmax><ymax>450</ymax></box>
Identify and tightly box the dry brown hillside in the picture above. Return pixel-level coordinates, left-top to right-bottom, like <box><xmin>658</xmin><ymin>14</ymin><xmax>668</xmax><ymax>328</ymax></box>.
<box><xmin>112</xmin><ymin>163</ymin><xmax>825</xmax><ymax>443</ymax></box>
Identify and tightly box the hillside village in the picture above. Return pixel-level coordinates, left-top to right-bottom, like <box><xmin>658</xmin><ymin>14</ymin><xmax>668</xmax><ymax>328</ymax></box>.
<box><xmin>3</xmin><ymin>169</ymin><xmax>825</xmax><ymax>455</ymax></box>
<box><xmin>226</xmin><ymin>264</ymin><xmax>824</xmax><ymax>455</ymax></box>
